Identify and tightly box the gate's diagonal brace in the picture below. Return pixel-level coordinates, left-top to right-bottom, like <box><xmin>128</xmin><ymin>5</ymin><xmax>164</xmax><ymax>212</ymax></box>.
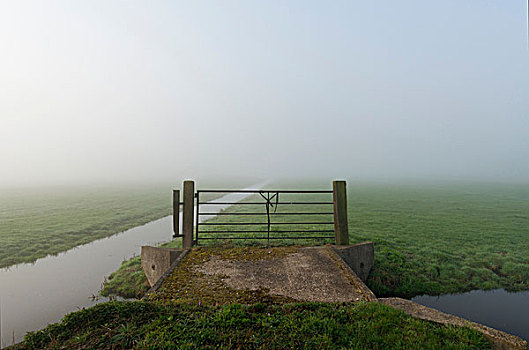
<box><xmin>259</xmin><ymin>191</ymin><xmax>280</xmax><ymax>243</ymax></box>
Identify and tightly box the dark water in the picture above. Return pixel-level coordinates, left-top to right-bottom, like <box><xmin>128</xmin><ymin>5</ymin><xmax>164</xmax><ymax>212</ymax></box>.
<box><xmin>0</xmin><ymin>185</ymin><xmax>263</xmax><ymax>347</ymax></box>
<box><xmin>413</xmin><ymin>289</ymin><xmax>529</xmax><ymax>343</ymax></box>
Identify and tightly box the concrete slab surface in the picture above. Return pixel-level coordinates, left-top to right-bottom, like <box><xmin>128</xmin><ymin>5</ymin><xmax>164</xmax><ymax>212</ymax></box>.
<box><xmin>196</xmin><ymin>246</ymin><xmax>375</xmax><ymax>303</ymax></box>
<box><xmin>149</xmin><ymin>246</ymin><xmax>376</xmax><ymax>304</ymax></box>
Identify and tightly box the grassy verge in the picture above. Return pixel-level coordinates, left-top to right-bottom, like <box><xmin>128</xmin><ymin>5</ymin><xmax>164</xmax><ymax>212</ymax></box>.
<box><xmin>15</xmin><ymin>301</ymin><xmax>489</xmax><ymax>349</ymax></box>
<box><xmin>102</xmin><ymin>182</ymin><xmax>529</xmax><ymax>299</ymax></box>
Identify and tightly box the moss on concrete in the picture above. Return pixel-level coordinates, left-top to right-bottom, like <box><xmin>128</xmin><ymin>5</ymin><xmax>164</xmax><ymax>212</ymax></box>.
<box><xmin>148</xmin><ymin>246</ymin><xmax>300</xmax><ymax>305</ymax></box>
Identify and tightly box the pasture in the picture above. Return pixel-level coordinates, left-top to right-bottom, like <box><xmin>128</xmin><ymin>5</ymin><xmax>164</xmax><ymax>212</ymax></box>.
<box><xmin>0</xmin><ymin>181</ymin><xmax>244</xmax><ymax>269</ymax></box>
<box><xmin>0</xmin><ymin>185</ymin><xmax>170</xmax><ymax>268</ymax></box>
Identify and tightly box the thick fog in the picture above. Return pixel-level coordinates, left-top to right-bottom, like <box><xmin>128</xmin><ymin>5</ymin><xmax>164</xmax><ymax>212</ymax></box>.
<box><xmin>1</xmin><ymin>1</ymin><xmax>528</xmax><ymax>186</ymax></box>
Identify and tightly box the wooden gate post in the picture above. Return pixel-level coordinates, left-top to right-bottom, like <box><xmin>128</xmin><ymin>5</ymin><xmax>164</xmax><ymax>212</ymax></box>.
<box><xmin>172</xmin><ymin>190</ymin><xmax>180</xmax><ymax>238</ymax></box>
<box><xmin>333</xmin><ymin>180</ymin><xmax>349</xmax><ymax>245</ymax></box>
<box><xmin>182</xmin><ymin>180</ymin><xmax>195</xmax><ymax>248</ymax></box>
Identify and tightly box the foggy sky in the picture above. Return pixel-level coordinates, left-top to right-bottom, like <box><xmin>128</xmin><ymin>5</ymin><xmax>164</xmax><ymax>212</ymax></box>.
<box><xmin>1</xmin><ymin>1</ymin><xmax>528</xmax><ymax>186</ymax></box>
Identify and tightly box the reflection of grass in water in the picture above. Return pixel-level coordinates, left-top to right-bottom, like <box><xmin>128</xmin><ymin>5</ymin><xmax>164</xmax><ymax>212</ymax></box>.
<box><xmin>103</xmin><ymin>182</ymin><xmax>529</xmax><ymax>300</ymax></box>
<box><xmin>20</xmin><ymin>300</ymin><xmax>490</xmax><ymax>349</ymax></box>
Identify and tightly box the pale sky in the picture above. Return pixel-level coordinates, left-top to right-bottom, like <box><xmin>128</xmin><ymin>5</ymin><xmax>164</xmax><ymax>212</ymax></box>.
<box><xmin>1</xmin><ymin>1</ymin><xmax>528</xmax><ymax>186</ymax></box>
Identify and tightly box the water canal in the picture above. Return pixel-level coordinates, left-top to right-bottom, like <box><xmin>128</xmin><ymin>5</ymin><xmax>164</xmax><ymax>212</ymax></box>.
<box><xmin>413</xmin><ymin>289</ymin><xmax>529</xmax><ymax>344</ymax></box>
<box><xmin>0</xmin><ymin>184</ymin><xmax>264</xmax><ymax>347</ymax></box>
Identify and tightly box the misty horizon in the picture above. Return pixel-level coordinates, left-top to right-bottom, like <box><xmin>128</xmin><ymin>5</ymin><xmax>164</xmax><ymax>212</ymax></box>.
<box><xmin>1</xmin><ymin>1</ymin><xmax>528</xmax><ymax>187</ymax></box>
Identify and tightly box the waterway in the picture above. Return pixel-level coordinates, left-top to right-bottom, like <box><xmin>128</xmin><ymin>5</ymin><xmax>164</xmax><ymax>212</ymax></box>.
<box><xmin>413</xmin><ymin>289</ymin><xmax>529</xmax><ymax>343</ymax></box>
<box><xmin>0</xmin><ymin>185</ymin><xmax>264</xmax><ymax>347</ymax></box>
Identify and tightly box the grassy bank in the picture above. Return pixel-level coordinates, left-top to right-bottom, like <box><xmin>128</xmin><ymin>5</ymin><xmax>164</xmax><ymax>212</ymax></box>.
<box><xmin>0</xmin><ymin>182</ymin><xmax>239</xmax><ymax>269</ymax></box>
<box><xmin>16</xmin><ymin>301</ymin><xmax>489</xmax><ymax>349</ymax></box>
<box><xmin>0</xmin><ymin>185</ymin><xmax>171</xmax><ymax>268</ymax></box>
<box><xmin>102</xmin><ymin>182</ymin><xmax>529</xmax><ymax>299</ymax></box>
<box><xmin>101</xmin><ymin>255</ymin><xmax>150</xmax><ymax>299</ymax></box>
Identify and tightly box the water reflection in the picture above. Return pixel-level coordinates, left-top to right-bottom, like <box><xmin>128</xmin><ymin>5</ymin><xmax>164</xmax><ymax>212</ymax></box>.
<box><xmin>413</xmin><ymin>289</ymin><xmax>529</xmax><ymax>343</ymax></box>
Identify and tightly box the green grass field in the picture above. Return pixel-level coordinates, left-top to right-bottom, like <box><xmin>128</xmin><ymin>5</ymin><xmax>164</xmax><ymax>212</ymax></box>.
<box><xmin>102</xmin><ymin>181</ymin><xmax>529</xmax><ymax>299</ymax></box>
<box><xmin>0</xmin><ymin>182</ymin><xmax>239</xmax><ymax>269</ymax></box>
<box><xmin>348</xmin><ymin>182</ymin><xmax>529</xmax><ymax>297</ymax></box>
<box><xmin>16</xmin><ymin>301</ymin><xmax>489</xmax><ymax>349</ymax></box>
<box><xmin>0</xmin><ymin>185</ymin><xmax>171</xmax><ymax>268</ymax></box>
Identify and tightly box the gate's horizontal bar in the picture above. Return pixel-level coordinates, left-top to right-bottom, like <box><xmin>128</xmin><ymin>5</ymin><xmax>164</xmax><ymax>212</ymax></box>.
<box><xmin>199</xmin><ymin>202</ymin><xmax>334</xmax><ymax>205</ymax></box>
<box><xmin>197</xmin><ymin>190</ymin><xmax>332</xmax><ymax>193</ymax></box>
<box><xmin>198</xmin><ymin>236</ymin><xmax>335</xmax><ymax>240</ymax></box>
<box><xmin>198</xmin><ymin>212</ymin><xmax>334</xmax><ymax>216</ymax></box>
<box><xmin>198</xmin><ymin>230</ymin><xmax>335</xmax><ymax>233</ymax></box>
<box><xmin>198</xmin><ymin>222</ymin><xmax>334</xmax><ymax>226</ymax></box>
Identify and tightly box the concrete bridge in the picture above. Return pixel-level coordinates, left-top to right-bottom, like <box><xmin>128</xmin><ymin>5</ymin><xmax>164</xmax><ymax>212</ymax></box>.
<box><xmin>140</xmin><ymin>242</ymin><xmax>526</xmax><ymax>349</ymax></box>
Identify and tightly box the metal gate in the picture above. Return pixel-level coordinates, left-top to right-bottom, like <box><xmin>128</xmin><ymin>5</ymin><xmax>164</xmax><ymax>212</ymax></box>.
<box><xmin>173</xmin><ymin>181</ymin><xmax>349</xmax><ymax>248</ymax></box>
<box><xmin>195</xmin><ymin>189</ymin><xmax>335</xmax><ymax>245</ymax></box>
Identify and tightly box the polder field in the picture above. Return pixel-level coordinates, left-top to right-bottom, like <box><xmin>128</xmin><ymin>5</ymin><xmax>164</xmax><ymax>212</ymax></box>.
<box><xmin>0</xmin><ymin>183</ymin><xmax>228</xmax><ymax>269</ymax></box>
<box><xmin>347</xmin><ymin>182</ymin><xmax>529</xmax><ymax>297</ymax></box>
<box><xmin>0</xmin><ymin>185</ymin><xmax>171</xmax><ymax>268</ymax></box>
<box><xmin>102</xmin><ymin>181</ymin><xmax>529</xmax><ymax>300</ymax></box>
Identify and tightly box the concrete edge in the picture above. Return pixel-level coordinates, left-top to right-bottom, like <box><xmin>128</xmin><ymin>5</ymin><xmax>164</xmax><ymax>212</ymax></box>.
<box><xmin>324</xmin><ymin>246</ymin><xmax>377</xmax><ymax>302</ymax></box>
<box><xmin>142</xmin><ymin>249</ymin><xmax>190</xmax><ymax>300</ymax></box>
<box><xmin>379</xmin><ymin>297</ymin><xmax>527</xmax><ymax>350</ymax></box>
<box><xmin>331</xmin><ymin>241</ymin><xmax>374</xmax><ymax>282</ymax></box>
<box><xmin>141</xmin><ymin>246</ymin><xmax>185</xmax><ymax>286</ymax></box>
